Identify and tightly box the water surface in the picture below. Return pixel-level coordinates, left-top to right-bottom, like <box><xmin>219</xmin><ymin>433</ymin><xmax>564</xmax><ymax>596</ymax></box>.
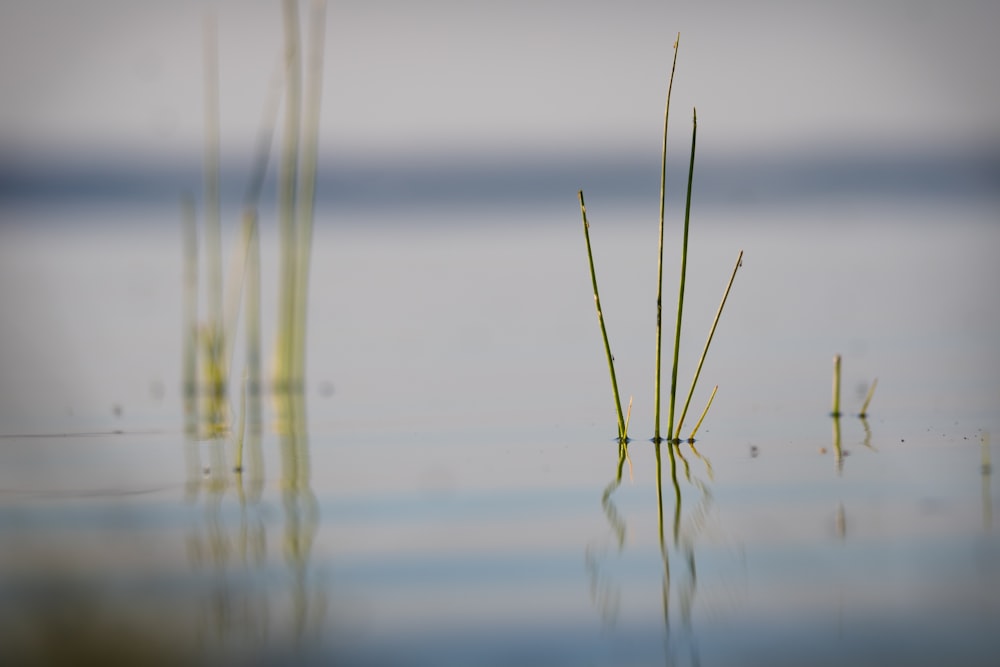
<box><xmin>1</xmin><ymin>192</ymin><xmax>998</xmax><ymax>665</ymax></box>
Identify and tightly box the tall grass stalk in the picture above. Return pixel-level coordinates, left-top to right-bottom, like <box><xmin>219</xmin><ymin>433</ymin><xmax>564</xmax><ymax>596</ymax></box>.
<box><xmin>674</xmin><ymin>250</ymin><xmax>743</xmax><ymax>436</ymax></box>
<box><xmin>202</xmin><ymin>12</ymin><xmax>223</xmax><ymax>340</ymax></box>
<box><xmin>274</xmin><ymin>0</ymin><xmax>327</xmax><ymax>399</ymax></box>
<box><xmin>654</xmin><ymin>34</ymin><xmax>681</xmax><ymax>443</ymax></box>
<box><xmin>199</xmin><ymin>12</ymin><xmax>229</xmax><ymax>437</ymax></box>
<box><xmin>240</xmin><ymin>47</ymin><xmax>282</xmax><ymax>434</ymax></box>
<box><xmin>290</xmin><ymin>0</ymin><xmax>327</xmax><ymax>387</ymax></box>
<box><xmin>579</xmin><ymin>190</ymin><xmax>627</xmax><ymax>442</ymax></box>
<box><xmin>831</xmin><ymin>354</ymin><xmax>842</xmax><ymax>417</ymax></box>
<box><xmin>274</xmin><ymin>0</ymin><xmax>303</xmax><ymax>393</ymax></box>
<box><xmin>665</xmin><ymin>109</ymin><xmax>698</xmax><ymax>443</ymax></box>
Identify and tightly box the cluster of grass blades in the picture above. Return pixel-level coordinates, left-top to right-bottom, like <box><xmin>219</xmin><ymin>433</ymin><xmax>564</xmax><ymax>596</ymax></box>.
<box><xmin>830</xmin><ymin>353</ymin><xmax>878</xmax><ymax>419</ymax></box>
<box><xmin>828</xmin><ymin>354</ymin><xmax>879</xmax><ymax>470</ymax></box>
<box><xmin>183</xmin><ymin>0</ymin><xmax>327</xmax><ymax>458</ymax></box>
<box><xmin>579</xmin><ymin>34</ymin><xmax>743</xmax><ymax>445</ymax></box>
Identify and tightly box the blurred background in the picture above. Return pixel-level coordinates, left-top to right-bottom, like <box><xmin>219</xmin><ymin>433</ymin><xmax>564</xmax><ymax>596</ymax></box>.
<box><xmin>1</xmin><ymin>0</ymin><xmax>998</xmax><ymax>209</ymax></box>
<box><xmin>1</xmin><ymin>0</ymin><xmax>998</xmax><ymax>432</ymax></box>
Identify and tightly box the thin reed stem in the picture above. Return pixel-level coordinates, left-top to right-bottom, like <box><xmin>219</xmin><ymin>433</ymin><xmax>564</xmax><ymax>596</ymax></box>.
<box><xmin>244</xmin><ymin>59</ymin><xmax>284</xmax><ymax>211</ymax></box>
<box><xmin>654</xmin><ymin>34</ymin><xmax>681</xmax><ymax>443</ymax></box>
<box><xmin>675</xmin><ymin>249</ymin><xmax>743</xmax><ymax>434</ymax></box>
<box><xmin>666</xmin><ymin>109</ymin><xmax>698</xmax><ymax>443</ymax></box>
<box><xmin>831</xmin><ymin>354</ymin><xmax>842</xmax><ymax>417</ymax></box>
<box><xmin>624</xmin><ymin>395</ymin><xmax>634</xmax><ymax>441</ymax></box>
<box><xmin>291</xmin><ymin>0</ymin><xmax>327</xmax><ymax>385</ymax></box>
<box><xmin>275</xmin><ymin>0</ymin><xmax>303</xmax><ymax>392</ymax></box>
<box><xmin>579</xmin><ymin>190</ymin><xmax>627</xmax><ymax>441</ymax></box>
<box><xmin>687</xmin><ymin>384</ymin><xmax>718</xmax><ymax>441</ymax></box>
<box><xmin>201</xmin><ymin>12</ymin><xmax>227</xmax><ymax>428</ymax></box>
<box><xmin>858</xmin><ymin>377</ymin><xmax>878</xmax><ymax>417</ymax></box>
<box><xmin>202</xmin><ymin>12</ymin><xmax>223</xmax><ymax>336</ymax></box>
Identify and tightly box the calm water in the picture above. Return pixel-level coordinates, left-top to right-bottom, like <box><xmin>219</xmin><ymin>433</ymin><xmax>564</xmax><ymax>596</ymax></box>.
<box><xmin>1</xmin><ymin>191</ymin><xmax>999</xmax><ymax>665</ymax></box>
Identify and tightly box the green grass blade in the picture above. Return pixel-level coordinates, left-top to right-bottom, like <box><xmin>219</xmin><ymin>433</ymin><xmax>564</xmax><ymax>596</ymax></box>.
<box><xmin>858</xmin><ymin>377</ymin><xmax>878</xmax><ymax>417</ymax></box>
<box><xmin>675</xmin><ymin>249</ymin><xmax>743</xmax><ymax>434</ymax></box>
<box><xmin>666</xmin><ymin>109</ymin><xmax>698</xmax><ymax>443</ymax></box>
<box><xmin>831</xmin><ymin>354</ymin><xmax>842</xmax><ymax>417</ymax></box>
<box><xmin>686</xmin><ymin>384</ymin><xmax>718</xmax><ymax>442</ymax></box>
<box><xmin>579</xmin><ymin>190</ymin><xmax>627</xmax><ymax>441</ymax></box>
<box><xmin>654</xmin><ymin>33</ymin><xmax>681</xmax><ymax>443</ymax></box>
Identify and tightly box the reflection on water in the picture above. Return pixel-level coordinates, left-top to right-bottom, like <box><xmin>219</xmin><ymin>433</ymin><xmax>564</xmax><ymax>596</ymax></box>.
<box><xmin>589</xmin><ymin>439</ymin><xmax>713</xmax><ymax>666</ymax></box>
<box><xmin>585</xmin><ymin>443</ymin><xmax>629</xmax><ymax>626</ymax></box>
<box><xmin>184</xmin><ymin>390</ymin><xmax>322</xmax><ymax>660</ymax></box>
<box><xmin>657</xmin><ymin>441</ymin><xmax>712</xmax><ymax>667</ymax></box>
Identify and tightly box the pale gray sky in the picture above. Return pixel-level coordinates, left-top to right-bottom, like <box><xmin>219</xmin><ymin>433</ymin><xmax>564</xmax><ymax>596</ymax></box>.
<box><xmin>1</xmin><ymin>0</ymin><xmax>998</xmax><ymax>164</ymax></box>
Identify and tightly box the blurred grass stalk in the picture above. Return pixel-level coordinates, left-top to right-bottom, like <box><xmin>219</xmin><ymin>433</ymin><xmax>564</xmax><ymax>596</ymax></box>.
<box><xmin>201</xmin><ymin>11</ymin><xmax>227</xmax><ymax>437</ymax></box>
<box><xmin>274</xmin><ymin>0</ymin><xmax>327</xmax><ymax>402</ymax></box>
<box><xmin>184</xmin><ymin>1</ymin><xmax>325</xmax><ymax>447</ymax></box>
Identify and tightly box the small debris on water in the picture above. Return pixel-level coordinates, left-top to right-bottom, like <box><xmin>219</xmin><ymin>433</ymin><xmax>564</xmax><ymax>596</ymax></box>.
<box><xmin>750</xmin><ymin>445</ymin><xmax>759</xmax><ymax>458</ymax></box>
<box><xmin>112</xmin><ymin>404</ymin><xmax>123</xmax><ymax>417</ymax></box>
<box><xmin>819</xmin><ymin>447</ymin><xmax>827</xmax><ymax>455</ymax></box>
